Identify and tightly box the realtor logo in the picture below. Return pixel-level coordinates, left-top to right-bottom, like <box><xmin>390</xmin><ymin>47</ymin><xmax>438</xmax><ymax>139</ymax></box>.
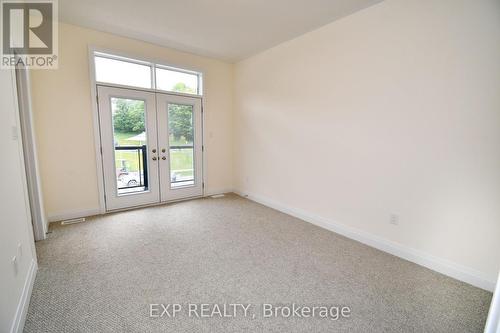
<box><xmin>1</xmin><ymin>0</ymin><xmax>58</xmax><ymax>68</ymax></box>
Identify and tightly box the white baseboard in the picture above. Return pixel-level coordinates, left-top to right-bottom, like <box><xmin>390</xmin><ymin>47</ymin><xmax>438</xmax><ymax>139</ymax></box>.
<box><xmin>48</xmin><ymin>208</ymin><xmax>101</xmax><ymax>223</ymax></box>
<box><xmin>484</xmin><ymin>273</ymin><xmax>500</xmax><ymax>332</ymax></box>
<box><xmin>204</xmin><ymin>188</ymin><xmax>234</xmax><ymax>197</ymax></box>
<box><xmin>10</xmin><ymin>259</ymin><xmax>37</xmax><ymax>333</ymax></box>
<box><xmin>235</xmin><ymin>190</ymin><xmax>495</xmax><ymax>292</ymax></box>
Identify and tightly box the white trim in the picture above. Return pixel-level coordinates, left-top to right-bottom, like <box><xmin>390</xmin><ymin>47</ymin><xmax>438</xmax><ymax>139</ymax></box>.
<box><xmin>95</xmin><ymin>82</ymin><xmax>202</xmax><ymax>100</ymax></box>
<box><xmin>9</xmin><ymin>68</ymin><xmax>38</xmax><ymax>259</ymax></box>
<box><xmin>14</xmin><ymin>65</ymin><xmax>48</xmax><ymax>241</ymax></box>
<box><xmin>201</xmin><ymin>101</ymin><xmax>206</xmax><ymax>197</ymax></box>
<box><xmin>485</xmin><ymin>272</ymin><xmax>500</xmax><ymax>333</ymax></box>
<box><xmin>10</xmin><ymin>259</ymin><xmax>37</xmax><ymax>333</ymax></box>
<box><xmin>48</xmin><ymin>208</ymin><xmax>101</xmax><ymax>223</ymax></box>
<box><xmin>87</xmin><ymin>46</ymin><xmax>107</xmax><ymax>214</ymax></box>
<box><xmin>234</xmin><ymin>190</ymin><xmax>495</xmax><ymax>292</ymax></box>
<box><xmin>203</xmin><ymin>188</ymin><xmax>233</xmax><ymax>197</ymax></box>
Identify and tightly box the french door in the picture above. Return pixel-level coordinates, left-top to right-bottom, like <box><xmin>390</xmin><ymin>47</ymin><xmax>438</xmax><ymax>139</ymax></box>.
<box><xmin>97</xmin><ymin>86</ymin><xmax>203</xmax><ymax>211</ymax></box>
<box><xmin>156</xmin><ymin>94</ymin><xmax>203</xmax><ymax>202</ymax></box>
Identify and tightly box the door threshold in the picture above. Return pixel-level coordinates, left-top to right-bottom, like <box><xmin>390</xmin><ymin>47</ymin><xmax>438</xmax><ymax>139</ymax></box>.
<box><xmin>105</xmin><ymin>195</ymin><xmax>204</xmax><ymax>214</ymax></box>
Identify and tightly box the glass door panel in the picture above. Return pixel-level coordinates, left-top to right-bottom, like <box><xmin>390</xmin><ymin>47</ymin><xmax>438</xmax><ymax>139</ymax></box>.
<box><xmin>97</xmin><ymin>86</ymin><xmax>160</xmax><ymax>211</ymax></box>
<box><xmin>168</xmin><ymin>103</ymin><xmax>195</xmax><ymax>188</ymax></box>
<box><xmin>111</xmin><ymin>98</ymin><xmax>149</xmax><ymax>195</ymax></box>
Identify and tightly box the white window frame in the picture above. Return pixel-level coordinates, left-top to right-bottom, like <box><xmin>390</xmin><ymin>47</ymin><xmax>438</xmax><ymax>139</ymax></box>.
<box><xmin>87</xmin><ymin>46</ymin><xmax>205</xmax><ymax>214</ymax></box>
<box><xmin>93</xmin><ymin>50</ymin><xmax>203</xmax><ymax>96</ymax></box>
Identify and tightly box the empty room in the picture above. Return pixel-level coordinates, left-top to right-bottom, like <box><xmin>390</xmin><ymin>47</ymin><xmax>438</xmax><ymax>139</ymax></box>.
<box><xmin>1</xmin><ymin>0</ymin><xmax>499</xmax><ymax>332</ymax></box>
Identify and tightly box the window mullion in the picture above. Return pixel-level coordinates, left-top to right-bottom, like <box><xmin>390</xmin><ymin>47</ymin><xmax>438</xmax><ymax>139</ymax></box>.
<box><xmin>151</xmin><ymin>64</ymin><xmax>156</xmax><ymax>90</ymax></box>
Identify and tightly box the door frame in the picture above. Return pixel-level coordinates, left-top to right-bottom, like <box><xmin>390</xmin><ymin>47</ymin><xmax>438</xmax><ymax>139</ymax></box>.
<box><xmin>88</xmin><ymin>46</ymin><xmax>205</xmax><ymax>214</ymax></box>
<box><xmin>15</xmin><ymin>63</ymin><xmax>48</xmax><ymax>241</ymax></box>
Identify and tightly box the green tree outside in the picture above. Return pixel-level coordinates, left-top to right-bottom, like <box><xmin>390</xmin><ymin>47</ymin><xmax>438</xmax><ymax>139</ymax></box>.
<box><xmin>168</xmin><ymin>104</ymin><xmax>193</xmax><ymax>143</ymax></box>
<box><xmin>112</xmin><ymin>83</ymin><xmax>195</xmax><ymax>142</ymax></box>
<box><xmin>112</xmin><ymin>99</ymin><xmax>145</xmax><ymax>133</ymax></box>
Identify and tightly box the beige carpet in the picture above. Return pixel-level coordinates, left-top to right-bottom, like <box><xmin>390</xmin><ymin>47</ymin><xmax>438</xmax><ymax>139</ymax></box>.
<box><xmin>25</xmin><ymin>194</ymin><xmax>492</xmax><ymax>332</ymax></box>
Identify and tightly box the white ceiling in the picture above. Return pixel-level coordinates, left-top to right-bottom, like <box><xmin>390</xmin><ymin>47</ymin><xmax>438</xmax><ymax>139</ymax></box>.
<box><xmin>59</xmin><ymin>0</ymin><xmax>383</xmax><ymax>62</ymax></box>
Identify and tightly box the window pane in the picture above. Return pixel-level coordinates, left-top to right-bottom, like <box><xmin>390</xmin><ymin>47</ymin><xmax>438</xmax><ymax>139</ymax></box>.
<box><xmin>95</xmin><ymin>56</ymin><xmax>151</xmax><ymax>88</ymax></box>
<box><xmin>111</xmin><ymin>98</ymin><xmax>149</xmax><ymax>195</ymax></box>
<box><xmin>156</xmin><ymin>67</ymin><xmax>199</xmax><ymax>95</ymax></box>
<box><xmin>168</xmin><ymin>103</ymin><xmax>194</xmax><ymax>188</ymax></box>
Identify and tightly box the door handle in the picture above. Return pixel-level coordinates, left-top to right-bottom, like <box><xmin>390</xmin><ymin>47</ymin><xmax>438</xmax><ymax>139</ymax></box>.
<box><xmin>152</xmin><ymin>148</ymin><xmax>157</xmax><ymax>153</ymax></box>
<box><xmin>152</xmin><ymin>156</ymin><xmax>157</xmax><ymax>161</ymax></box>
<box><xmin>162</xmin><ymin>156</ymin><xmax>166</xmax><ymax>160</ymax></box>
<box><xmin>161</xmin><ymin>148</ymin><xmax>166</xmax><ymax>153</ymax></box>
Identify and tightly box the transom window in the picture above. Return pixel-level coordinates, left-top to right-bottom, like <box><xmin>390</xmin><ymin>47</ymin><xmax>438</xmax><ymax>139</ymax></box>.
<box><xmin>93</xmin><ymin>51</ymin><xmax>202</xmax><ymax>95</ymax></box>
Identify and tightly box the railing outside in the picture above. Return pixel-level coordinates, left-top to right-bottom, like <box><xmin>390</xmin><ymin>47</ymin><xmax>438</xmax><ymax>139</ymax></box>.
<box><xmin>115</xmin><ymin>145</ymin><xmax>148</xmax><ymax>190</ymax></box>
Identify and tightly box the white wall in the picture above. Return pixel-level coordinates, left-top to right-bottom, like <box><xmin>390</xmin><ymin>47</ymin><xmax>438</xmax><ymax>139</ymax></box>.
<box><xmin>30</xmin><ymin>23</ymin><xmax>233</xmax><ymax>220</ymax></box>
<box><xmin>0</xmin><ymin>69</ymin><xmax>38</xmax><ymax>332</ymax></box>
<box><xmin>234</xmin><ymin>0</ymin><xmax>500</xmax><ymax>289</ymax></box>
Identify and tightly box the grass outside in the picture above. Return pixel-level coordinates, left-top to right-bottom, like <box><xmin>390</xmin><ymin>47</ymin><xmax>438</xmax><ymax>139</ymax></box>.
<box><xmin>113</xmin><ymin>131</ymin><xmax>193</xmax><ymax>177</ymax></box>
